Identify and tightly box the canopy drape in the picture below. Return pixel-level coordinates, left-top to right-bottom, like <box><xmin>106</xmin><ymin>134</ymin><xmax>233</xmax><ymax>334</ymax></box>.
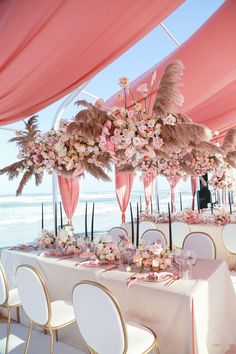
<box><xmin>0</xmin><ymin>0</ymin><xmax>183</xmax><ymax>125</ymax></box>
<box><xmin>143</xmin><ymin>174</ymin><xmax>156</xmax><ymax>210</ymax></box>
<box><xmin>106</xmin><ymin>0</ymin><xmax>236</xmax><ymax>141</ymax></box>
<box><xmin>167</xmin><ymin>176</ymin><xmax>181</xmax><ymax>212</ymax></box>
<box><xmin>58</xmin><ymin>175</ymin><xmax>80</xmax><ymax>225</ymax></box>
<box><xmin>115</xmin><ymin>166</ymin><xmax>134</xmax><ymax>223</ymax></box>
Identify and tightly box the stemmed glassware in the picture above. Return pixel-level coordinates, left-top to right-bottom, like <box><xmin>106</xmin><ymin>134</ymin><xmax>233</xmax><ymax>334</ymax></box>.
<box><xmin>173</xmin><ymin>249</ymin><xmax>185</xmax><ymax>274</ymax></box>
<box><xmin>185</xmin><ymin>250</ymin><xmax>197</xmax><ymax>279</ymax></box>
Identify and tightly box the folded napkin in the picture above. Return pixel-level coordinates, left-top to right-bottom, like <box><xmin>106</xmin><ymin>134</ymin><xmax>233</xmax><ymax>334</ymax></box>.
<box><xmin>127</xmin><ymin>272</ymin><xmax>173</xmax><ymax>289</ymax></box>
<box><xmin>10</xmin><ymin>244</ymin><xmax>38</xmax><ymax>251</ymax></box>
<box><xmin>40</xmin><ymin>250</ymin><xmax>74</xmax><ymax>258</ymax></box>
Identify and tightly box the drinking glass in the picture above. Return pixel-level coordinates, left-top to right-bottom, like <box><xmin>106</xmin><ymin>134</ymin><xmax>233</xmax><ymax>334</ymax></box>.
<box><xmin>173</xmin><ymin>249</ymin><xmax>185</xmax><ymax>273</ymax></box>
<box><xmin>185</xmin><ymin>250</ymin><xmax>197</xmax><ymax>278</ymax></box>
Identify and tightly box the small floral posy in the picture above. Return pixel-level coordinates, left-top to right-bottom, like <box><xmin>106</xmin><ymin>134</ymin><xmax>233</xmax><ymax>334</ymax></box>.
<box><xmin>95</xmin><ymin>241</ymin><xmax>120</xmax><ymax>262</ymax></box>
<box><xmin>37</xmin><ymin>230</ymin><xmax>56</xmax><ymax>249</ymax></box>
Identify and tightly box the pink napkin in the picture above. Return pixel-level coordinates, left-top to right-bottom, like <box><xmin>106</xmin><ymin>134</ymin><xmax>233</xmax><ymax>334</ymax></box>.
<box><xmin>10</xmin><ymin>244</ymin><xmax>38</xmax><ymax>251</ymax></box>
<box><xmin>40</xmin><ymin>251</ymin><xmax>74</xmax><ymax>258</ymax></box>
<box><xmin>127</xmin><ymin>272</ymin><xmax>174</xmax><ymax>289</ymax></box>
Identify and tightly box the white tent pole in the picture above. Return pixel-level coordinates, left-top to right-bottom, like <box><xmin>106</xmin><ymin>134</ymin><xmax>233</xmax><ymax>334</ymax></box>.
<box><xmin>160</xmin><ymin>22</ymin><xmax>181</xmax><ymax>47</ymax></box>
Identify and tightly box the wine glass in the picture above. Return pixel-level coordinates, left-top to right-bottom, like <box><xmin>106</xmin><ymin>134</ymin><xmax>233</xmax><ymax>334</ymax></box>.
<box><xmin>173</xmin><ymin>249</ymin><xmax>185</xmax><ymax>273</ymax></box>
<box><xmin>185</xmin><ymin>250</ymin><xmax>196</xmax><ymax>278</ymax></box>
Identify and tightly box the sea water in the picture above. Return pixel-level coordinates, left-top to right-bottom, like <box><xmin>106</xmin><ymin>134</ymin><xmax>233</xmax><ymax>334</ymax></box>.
<box><xmin>0</xmin><ymin>191</ymin><xmax>193</xmax><ymax>248</ymax></box>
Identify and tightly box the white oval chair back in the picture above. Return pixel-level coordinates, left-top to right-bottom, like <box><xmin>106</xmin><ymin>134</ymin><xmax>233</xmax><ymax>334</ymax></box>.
<box><xmin>108</xmin><ymin>227</ymin><xmax>128</xmax><ymax>244</ymax></box>
<box><xmin>141</xmin><ymin>229</ymin><xmax>167</xmax><ymax>248</ymax></box>
<box><xmin>73</xmin><ymin>281</ymin><xmax>127</xmax><ymax>354</ymax></box>
<box><xmin>139</xmin><ymin>221</ymin><xmax>157</xmax><ymax>237</ymax></box>
<box><xmin>171</xmin><ymin>221</ymin><xmax>190</xmax><ymax>249</ymax></box>
<box><xmin>0</xmin><ymin>263</ymin><xmax>8</xmax><ymax>306</ymax></box>
<box><xmin>183</xmin><ymin>232</ymin><xmax>216</xmax><ymax>259</ymax></box>
<box><xmin>222</xmin><ymin>223</ymin><xmax>236</xmax><ymax>255</ymax></box>
<box><xmin>16</xmin><ymin>265</ymin><xmax>50</xmax><ymax>326</ymax></box>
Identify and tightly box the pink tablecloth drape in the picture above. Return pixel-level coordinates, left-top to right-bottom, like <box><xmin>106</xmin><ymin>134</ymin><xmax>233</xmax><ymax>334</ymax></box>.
<box><xmin>191</xmin><ymin>177</ymin><xmax>198</xmax><ymax>210</ymax></box>
<box><xmin>115</xmin><ymin>166</ymin><xmax>134</xmax><ymax>223</ymax></box>
<box><xmin>167</xmin><ymin>176</ymin><xmax>181</xmax><ymax>212</ymax></box>
<box><xmin>143</xmin><ymin>173</ymin><xmax>156</xmax><ymax>210</ymax></box>
<box><xmin>58</xmin><ymin>175</ymin><xmax>80</xmax><ymax>225</ymax></box>
<box><xmin>0</xmin><ymin>0</ymin><xmax>183</xmax><ymax>125</ymax></box>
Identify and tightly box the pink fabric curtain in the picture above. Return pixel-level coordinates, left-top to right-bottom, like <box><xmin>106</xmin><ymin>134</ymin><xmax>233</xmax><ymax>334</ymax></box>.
<box><xmin>115</xmin><ymin>166</ymin><xmax>134</xmax><ymax>223</ymax></box>
<box><xmin>143</xmin><ymin>173</ymin><xmax>156</xmax><ymax>210</ymax></box>
<box><xmin>0</xmin><ymin>0</ymin><xmax>183</xmax><ymax>125</ymax></box>
<box><xmin>167</xmin><ymin>176</ymin><xmax>181</xmax><ymax>212</ymax></box>
<box><xmin>58</xmin><ymin>175</ymin><xmax>80</xmax><ymax>225</ymax></box>
<box><xmin>106</xmin><ymin>0</ymin><xmax>236</xmax><ymax>141</ymax></box>
<box><xmin>191</xmin><ymin>177</ymin><xmax>197</xmax><ymax>210</ymax></box>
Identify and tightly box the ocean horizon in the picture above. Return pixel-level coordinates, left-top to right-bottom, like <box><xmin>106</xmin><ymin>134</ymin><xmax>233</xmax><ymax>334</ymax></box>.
<box><xmin>0</xmin><ymin>190</ymin><xmax>193</xmax><ymax>248</ymax></box>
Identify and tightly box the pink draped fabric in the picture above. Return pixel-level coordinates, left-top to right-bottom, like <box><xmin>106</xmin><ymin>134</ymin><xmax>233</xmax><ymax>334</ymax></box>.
<box><xmin>58</xmin><ymin>175</ymin><xmax>80</xmax><ymax>225</ymax></box>
<box><xmin>0</xmin><ymin>0</ymin><xmax>183</xmax><ymax>125</ymax></box>
<box><xmin>167</xmin><ymin>176</ymin><xmax>181</xmax><ymax>212</ymax></box>
<box><xmin>106</xmin><ymin>0</ymin><xmax>236</xmax><ymax>140</ymax></box>
<box><xmin>191</xmin><ymin>177</ymin><xmax>197</xmax><ymax>210</ymax></box>
<box><xmin>143</xmin><ymin>174</ymin><xmax>156</xmax><ymax>210</ymax></box>
<box><xmin>115</xmin><ymin>166</ymin><xmax>134</xmax><ymax>223</ymax></box>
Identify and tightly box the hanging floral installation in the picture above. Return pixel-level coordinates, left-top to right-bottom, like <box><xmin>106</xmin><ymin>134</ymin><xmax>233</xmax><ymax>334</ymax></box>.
<box><xmin>1</xmin><ymin>59</ymin><xmax>236</xmax><ymax>195</ymax></box>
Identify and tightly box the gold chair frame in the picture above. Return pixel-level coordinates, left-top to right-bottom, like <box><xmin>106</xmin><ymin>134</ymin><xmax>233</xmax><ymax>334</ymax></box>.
<box><xmin>73</xmin><ymin>280</ymin><xmax>160</xmax><ymax>354</ymax></box>
<box><xmin>0</xmin><ymin>263</ymin><xmax>21</xmax><ymax>354</ymax></box>
<box><xmin>221</xmin><ymin>223</ymin><xmax>236</xmax><ymax>266</ymax></box>
<box><xmin>16</xmin><ymin>265</ymin><xmax>75</xmax><ymax>354</ymax></box>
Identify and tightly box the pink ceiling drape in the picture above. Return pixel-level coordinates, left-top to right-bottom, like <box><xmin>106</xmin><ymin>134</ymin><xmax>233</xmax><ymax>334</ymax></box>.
<box><xmin>191</xmin><ymin>177</ymin><xmax>197</xmax><ymax>211</ymax></box>
<box><xmin>167</xmin><ymin>176</ymin><xmax>181</xmax><ymax>212</ymax></box>
<box><xmin>143</xmin><ymin>174</ymin><xmax>156</xmax><ymax>210</ymax></box>
<box><xmin>58</xmin><ymin>175</ymin><xmax>80</xmax><ymax>225</ymax></box>
<box><xmin>106</xmin><ymin>0</ymin><xmax>236</xmax><ymax>140</ymax></box>
<box><xmin>115</xmin><ymin>166</ymin><xmax>134</xmax><ymax>223</ymax></box>
<box><xmin>0</xmin><ymin>0</ymin><xmax>183</xmax><ymax>125</ymax></box>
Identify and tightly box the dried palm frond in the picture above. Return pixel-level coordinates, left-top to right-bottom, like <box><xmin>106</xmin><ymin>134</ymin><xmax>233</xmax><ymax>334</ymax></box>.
<box><xmin>225</xmin><ymin>151</ymin><xmax>236</xmax><ymax>168</ymax></box>
<box><xmin>16</xmin><ymin>167</ymin><xmax>34</xmax><ymax>196</ymax></box>
<box><xmin>118</xmin><ymin>164</ymin><xmax>135</xmax><ymax>173</ymax></box>
<box><xmin>84</xmin><ymin>162</ymin><xmax>111</xmax><ymax>182</ymax></box>
<box><xmin>9</xmin><ymin>116</ymin><xmax>39</xmax><ymax>146</ymax></box>
<box><xmin>222</xmin><ymin>128</ymin><xmax>236</xmax><ymax>152</ymax></box>
<box><xmin>35</xmin><ymin>173</ymin><xmax>43</xmax><ymax>186</ymax></box>
<box><xmin>0</xmin><ymin>160</ymin><xmax>26</xmax><ymax>180</ymax></box>
<box><xmin>67</xmin><ymin>100</ymin><xmax>109</xmax><ymax>140</ymax></box>
<box><xmin>153</xmin><ymin>60</ymin><xmax>184</xmax><ymax>117</ymax></box>
<box><xmin>193</xmin><ymin>141</ymin><xmax>223</xmax><ymax>155</ymax></box>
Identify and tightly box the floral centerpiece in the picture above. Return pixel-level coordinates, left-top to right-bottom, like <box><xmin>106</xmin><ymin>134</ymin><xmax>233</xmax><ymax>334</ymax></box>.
<box><xmin>95</xmin><ymin>241</ymin><xmax>120</xmax><ymax>262</ymax></box>
<box><xmin>37</xmin><ymin>229</ymin><xmax>56</xmax><ymax>249</ymax></box>
<box><xmin>215</xmin><ymin>209</ymin><xmax>231</xmax><ymax>225</ymax></box>
<box><xmin>56</xmin><ymin>229</ymin><xmax>82</xmax><ymax>255</ymax></box>
<box><xmin>133</xmin><ymin>242</ymin><xmax>169</xmax><ymax>271</ymax></box>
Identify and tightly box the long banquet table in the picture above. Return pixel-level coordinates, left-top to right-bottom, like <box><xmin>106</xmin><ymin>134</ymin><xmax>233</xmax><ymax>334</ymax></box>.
<box><xmin>1</xmin><ymin>249</ymin><xmax>236</xmax><ymax>354</ymax></box>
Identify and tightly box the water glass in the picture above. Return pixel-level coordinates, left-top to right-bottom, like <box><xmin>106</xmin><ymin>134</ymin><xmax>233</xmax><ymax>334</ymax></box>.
<box><xmin>185</xmin><ymin>250</ymin><xmax>197</xmax><ymax>278</ymax></box>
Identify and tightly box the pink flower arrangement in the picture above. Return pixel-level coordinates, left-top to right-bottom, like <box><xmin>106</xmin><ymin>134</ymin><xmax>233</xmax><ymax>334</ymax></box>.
<box><xmin>56</xmin><ymin>229</ymin><xmax>82</xmax><ymax>255</ymax></box>
<box><xmin>133</xmin><ymin>242</ymin><xmax>169</xmax><ymax>271</ymax></box>
<box><xmin>95</xmin><ymin>241</ymin><xmax>120</xmax><ymax>261</ymax></box>
<box><xmin>37</xmin><ymin>230</ymin><xmax>56</xmax><ymax>249</ymax></box>
<box><xmin>209</xmin><ymin>167</ymin><xmax>235</xmax><ymax>190</ymax></box>
<box><xmin>215</xmin><ymin>209</ymin><xmax>231</xmax><ymax>225</ymax></box>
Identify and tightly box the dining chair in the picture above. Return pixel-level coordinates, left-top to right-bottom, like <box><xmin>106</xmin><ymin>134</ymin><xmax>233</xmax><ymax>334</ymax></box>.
<box><xmin>222</xmin><ymin>223</ymin><xmax>236</xmax><ymax>264</ymax></box>
<box><xmin>72</xmin><ymin>280</ymin><xmax>160</xmax><ymax>354</ymax></box>
<box><xmin>183</xmin><ymin>232</ymin><xmax>216</xmax><ymax>259</ymax></box>
<box><xmin>0</xmin><ymin>262</ymin><xmax>21</xmax><ymax>354</ymax></box>
<box><xmin>108</xmin><ymin>227</ymin><xmax>129</xmax><ymax>244</ymax></box>
<box><xmin>15</xmin><ymin>265</ymin><xmax>75</xmax><ymax>354</ymax></box>
<box><xmin>139</xmin><ymin>221</ymin><xmax>157</xmax><ymax>238</ymax></box>
<box><xmin>171</xmin><ymin>221</ymin><xmax>190</xmax><ymax>249</ymax></box>
<box><xmin>141</xmin><ymin>229</ymin><xmax>167</xmax><ymax>248</ymax></box>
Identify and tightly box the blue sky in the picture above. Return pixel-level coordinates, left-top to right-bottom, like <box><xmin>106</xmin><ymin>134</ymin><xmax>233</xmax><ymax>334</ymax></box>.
<box><xmin>0</xmin><ymin>0</ymin><xmax>224</xmax><ymax>195</ymax></box>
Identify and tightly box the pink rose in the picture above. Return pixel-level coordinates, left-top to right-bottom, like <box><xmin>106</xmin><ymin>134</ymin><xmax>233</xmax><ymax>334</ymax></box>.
<box><xmin>116</xmin><ymin>93</ymin><xmax>124</xmax><ymax>101</ymax></box>
<box><xmin>119</xmin><ymin>76</ymin><xmax>129</xmax><ymax>88</ymax></box>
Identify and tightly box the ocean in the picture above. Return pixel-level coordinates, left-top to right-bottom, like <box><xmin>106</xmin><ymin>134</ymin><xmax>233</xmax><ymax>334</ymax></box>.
<box><xmin>0</xmin><ymin>190</ymin><xmax>193</xmax><ymax>248</ymax></box>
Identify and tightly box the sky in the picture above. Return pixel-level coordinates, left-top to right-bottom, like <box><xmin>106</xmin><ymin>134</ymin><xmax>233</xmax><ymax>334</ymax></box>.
<box><xmin>0</xmin><ymin>0</ymin><xmax>225</xmax><ymax>195</ymax></box>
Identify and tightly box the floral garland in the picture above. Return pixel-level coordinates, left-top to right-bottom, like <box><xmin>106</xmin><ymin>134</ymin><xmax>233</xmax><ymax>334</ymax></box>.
<box><xmin>209</xmin><ymin>167</ymin><xmax>235</xmax><ymax>190</ymax></box>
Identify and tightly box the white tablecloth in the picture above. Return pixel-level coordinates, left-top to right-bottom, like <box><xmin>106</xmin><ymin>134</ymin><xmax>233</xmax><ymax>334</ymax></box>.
<box><xmin>1</xmin><ymin>249</ymin><xmax>236</xmax><ymax>354</ymax></box>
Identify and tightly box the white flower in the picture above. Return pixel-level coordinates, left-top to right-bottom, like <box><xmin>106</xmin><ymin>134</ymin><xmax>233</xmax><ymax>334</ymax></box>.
<box><xmin>133</xmin><ymin>137</ymin><xmax>141</xmax><ymax>146</ymax></box>
<box><xmin>162</xmin><ymin>114</ymin><xmax>176</xmax><ymax>126</ymax></box>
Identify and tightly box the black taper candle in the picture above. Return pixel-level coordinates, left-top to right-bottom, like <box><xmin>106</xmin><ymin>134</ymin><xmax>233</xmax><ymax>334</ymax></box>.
<box><xmin>130</xmin><ymin>202</ymin><xmax>134</xmax><ymax>245</ymax></box>
<box><xmin>197</xmin><ymin>192</ymin><xmax>200</xmax><ymax>213</ymax></box>
<box><xmin>91</xmin><ymin>202</ymin><xmax>95</xmax><ymax>242</ymax></box>
<box><xmin>210</xmin><ymin>192</ymin><xmax>213</xmax><ymax>214</ymax></box>
<box><xmin>85</xmin><ymin>202</ymin><xmax>88</xmax><ymax>238</ymax></box>
<box><xmin>140</xmin><ymin>196</ymin><xmax>142</xmax><ymax>213</ymax></box>
<box><xmin>136</xmin><ymin>202</ymin><xmax>139</xmax><ymax>248</ymax></box>
<box><xmin>41</xmin><ymin>202</ymin><xmax>44</xmax><ymax>230</ymax></box>
<box><xmin>180</xmin><ymin>193</ymin><xmax>183</xmax><ymax>211</ymax></box>
<box><xmin>168</xmin><ymin>203</ymin><xmax>172</xmax><ymax>251</ymax></box>
<box><xmin>150</xmin><ymin>197</ymin><xmax>153</xmax><ymax>213</ymax></box>
<box><xmin>157</xmin><ymin>193</ymin><xmax>160</xmax><ymax>213</ymax></box>
<box><xmin>60</xmin><ymin>201</ymin><xmax>63</xmax><ymax>228</ymax></box>
<box><xmin>231</xmin><ymin>190</ymin><xmax>234</xmax><ymax>205</ymax></box>
<box><xmin>55</xmin><ymin>202</ymin><xmax>57</xmax><ymax>236</ymax></box>
<box><xmin>228</xmin><ymin>191</ymin><xmax>232</xmax><ymax>214</ymax></box>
